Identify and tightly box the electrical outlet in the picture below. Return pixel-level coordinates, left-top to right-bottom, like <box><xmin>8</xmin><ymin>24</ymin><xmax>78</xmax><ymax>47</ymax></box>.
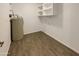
<box><xmin>0</xmin><ymin>42</ymin><xmax>4</xmax><ymax>47</ymax></box>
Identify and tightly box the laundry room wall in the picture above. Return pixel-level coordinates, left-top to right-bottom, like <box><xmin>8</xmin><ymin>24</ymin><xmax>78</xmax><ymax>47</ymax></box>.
<box><xmin>68</xmin><ymin>3</ymin><xmax>79</xmax><ymax>53</ymax></box>
<box><xmin>0</xmin><ymin>3</ymin><xmax>11</xmax><ymax>56</ymax></box>
<box><xmin>11</xmin><ymin>3</ymin><xmax>42</xmax><ymax>34</ymax></box>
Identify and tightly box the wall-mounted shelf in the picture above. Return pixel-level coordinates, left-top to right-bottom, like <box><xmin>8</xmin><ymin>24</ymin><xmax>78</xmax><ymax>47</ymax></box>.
<box><xmin>38</xmin><ymin>3</ymin><xmax>54</xmax><ymax>16</ymax></box>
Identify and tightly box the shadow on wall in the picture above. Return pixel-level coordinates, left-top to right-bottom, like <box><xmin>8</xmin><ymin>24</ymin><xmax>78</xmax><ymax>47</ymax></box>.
<box><xmin>39</xmin><ymin>3</ymin><xmax>63</xmax><ymax>28</ymax></box>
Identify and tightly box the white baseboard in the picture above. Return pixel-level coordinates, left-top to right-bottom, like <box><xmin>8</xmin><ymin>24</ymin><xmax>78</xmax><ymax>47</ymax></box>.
<box><xmin>24</xmin><ymin>30</ymin><xmax>41</xmax><ymax>35</ymax></box>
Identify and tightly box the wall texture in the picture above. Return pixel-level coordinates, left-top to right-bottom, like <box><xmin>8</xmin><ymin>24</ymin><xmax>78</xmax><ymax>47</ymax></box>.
<box><xmin>69</xmin><ymin>3</ymin><xmax>79</xmax><ymax>53</ymax></box>
<box><xmin>0</xmin><ymin>3</ymin><xmax>11</xmax><ymax>55</ymax></box>
<box><xmin>11</xmin><ymin>3</ymin><xmax>42</xmax><ymax>34</ymax></box>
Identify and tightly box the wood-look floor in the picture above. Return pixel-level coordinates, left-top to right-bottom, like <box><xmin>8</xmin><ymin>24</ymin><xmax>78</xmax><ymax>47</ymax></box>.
<box><xmin>8</xmin><ymin>31</ymin><xmax>79</xmax><ymax>56</ymax></box>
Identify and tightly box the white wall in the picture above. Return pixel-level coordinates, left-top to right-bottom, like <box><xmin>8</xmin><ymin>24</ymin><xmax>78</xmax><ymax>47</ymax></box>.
<box><xmin>62</xmin><ymin>3</ymin><xmax>79</xmax><ymax>53</ymax></box>
<box><xmin>69</xmin><ymin>3</ymin><xmax>79</xmax><ymax>53</ymax></box>
<box><xmin>11</xmin><ymin>3</ymin><xmax>42</xmax><ymax>34</ymax></box>
<box><xmin>39</xmin><ymin>3</ymin><xmax>64</xmax><ymax>44</ymax></box>
<box><xmin>0</xmin><ymin>3</ymin><xmax>11</xmax><ymax>56</ymax></box>
<box><xmin>40</xmin><ymin>3</ymin><xmax>79</xmax><ymax>53</ymax></box>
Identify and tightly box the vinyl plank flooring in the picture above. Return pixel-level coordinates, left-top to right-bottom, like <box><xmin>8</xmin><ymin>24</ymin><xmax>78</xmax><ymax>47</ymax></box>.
<box><xmin>8</xmin><ymin>31</ymin><xmax>79</xmax><ymax>56</ymax></box>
